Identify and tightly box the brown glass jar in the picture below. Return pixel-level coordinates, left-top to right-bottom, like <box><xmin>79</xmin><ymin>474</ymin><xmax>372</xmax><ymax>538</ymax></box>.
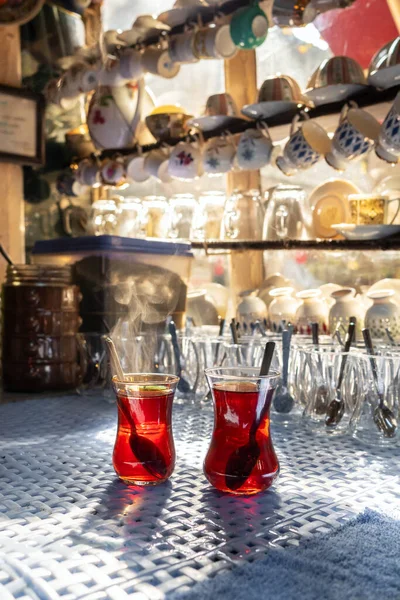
<box><xmin>2</xmin><ymin>265</ymin><xmax>82</xmax><ymax>392</ymax></box>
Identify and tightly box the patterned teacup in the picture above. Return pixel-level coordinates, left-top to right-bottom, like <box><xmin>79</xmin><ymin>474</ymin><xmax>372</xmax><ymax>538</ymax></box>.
<box><xmin>325</xmin><ymin>102</ymin><xmax>380</xmax><ymax>171</ymax></box>
<box><xmin>276</xmin><ymin>114</ymin><xmax>331</xmax><ymax>175</ymax></box>
<box><xmin>236</xmin><ymin>124</ymin><xmax>273</xmax><ymax>170</ymax></box>
<box><xmin>203</xmin><ymin>136</ymin><xmax>236</xmax><ymax>175</ymax></box>
<box><xmin>375</xmin><ymin>91</ymin><xmax>400</xmax><ymax>164</ymax></box>
<box><xmin>168</xmin><ymin>141</ymin><xmax>202</xmax><ymax>180</ymax></box>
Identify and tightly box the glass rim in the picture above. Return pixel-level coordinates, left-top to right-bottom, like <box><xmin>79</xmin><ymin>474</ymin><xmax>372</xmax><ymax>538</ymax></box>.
<box><xmin>359</xmin><ymin>352</ymin><xmax>400</xmax><ymax>363</ymax></box>
<box><xmin>204</xmin><ymin>366</ymin><xmax>280</xmax><ymax>382</ymax></box>
<box><xmin>112</xmin><ymin>373</ymin><xmax>179</xmax><ymax>385</ymax></box>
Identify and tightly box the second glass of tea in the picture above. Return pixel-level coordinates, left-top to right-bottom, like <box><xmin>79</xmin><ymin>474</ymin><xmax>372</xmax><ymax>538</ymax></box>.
<box><xmin>112</xmin><ymin>373</ymin><xmax>179</xmax><ymax>485</ymax></box>
<box><xmin>204</xmin><ymin>367</ymin><xmax>280</xmax><ymax>495</ymax></box>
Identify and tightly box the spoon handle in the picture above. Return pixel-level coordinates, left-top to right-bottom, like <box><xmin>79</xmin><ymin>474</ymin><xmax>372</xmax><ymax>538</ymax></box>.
<box><xmin>362</xmin><ymin>328</ymin><xmax>384</xmax><ymax>405</ymax></box>
<box><xmin>168</xmin><ymin>321</ymin><xmax>182</xmax><ymax>377</ymax></box>
<box><xmin>337</xmin><ymin>317</ymin><xmax>356</xmax><ymax>390</ymax></box>
<box><xmin>311</xmin><ymin>322</ymin><xmax>319</xmax><ymax>346</ymax></box>
<box><xmin>282</xmin><ymin>330</ymin><xmax>290</xmax><ymax>387</ymax></box>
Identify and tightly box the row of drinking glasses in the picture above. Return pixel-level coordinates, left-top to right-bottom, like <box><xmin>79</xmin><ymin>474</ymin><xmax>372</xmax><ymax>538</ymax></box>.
<box><xmin>89</xmin><ymin>192</ymin><xmax>225</xmax><ymax>240</ymax></box>
<box><xmin>78</xmin><ymin>330</ymin><xmax>400</xmax><ymax>446</ymax></box>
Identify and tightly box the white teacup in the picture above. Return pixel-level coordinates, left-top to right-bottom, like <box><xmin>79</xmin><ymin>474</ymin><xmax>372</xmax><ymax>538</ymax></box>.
<box><xmin>77</xmin><ymin>159</ymin><xmax>99</xmax><ymax>186</ymax></box>
<box><xmin>98</xmin><ymin>58</ymin><xmax>128</xmax><ymax>87</ymax></box>
<box><xmin>119</xmin><ymin>48</ymin><xmax>144</xmax><ymax>80</ymax></box>
<box><xmin>60</xmin><ymin>63</ymin><xmax>98</xmax><ymax>98</ymax></box>
<box><xmin>144</xmin><ymin>149</ymin><xmax>169</xmax><ymax>179</ymax></box>
<box><xmin>325</xmin><ymin>102</ymin><xmax>380</xmax><ymax>171</ymax></box>
<box><xmin>203</xmin><ymin>136</ymin><xmax>236</xmax><ymax>175</ymax></box>
<box><xmin>168</xmin><ymin>141</ymin><xmax>202</xmax><ymax>180</ymax></box>
<box><xmin>236</xmin><ymin>124</ymin><xmax>273</xmax><ymax>170</ymax></box>
<box><xmin>126</xmin><ymin>155</ymin><xmax>150</xmax><ymax>183</ymax></box>
<box><xmin>194</xmin><ymin>24</ymin><xmax>237</xmax><ymax>59</ymax></box>
<box><xmin>276</xmin><ymin>114</ymin><xmax>331</xmax><ymax>175</ymax></box>
<box><xmin>101</xmin><ymin>159</ymin><xmax>126</xmax><ymax>186</ymax></box>
<box><xmin>376</xmin><ymin>91</ymin><xmax>400</xmax><ymax>164</ymax></box>
<box><xmin>158</xmin><ymin>158</ymin><xmax>173</xmax><ymax>183</ymax></box>
<box><xmin>168</xmin><ymin>31</ymin><xmax>199</xmax><ymax>64</ymax></box>
<box><xmin>141</xmin><ymin>48</ymin><xmax>181</xmax><ymax>78</ymax></box>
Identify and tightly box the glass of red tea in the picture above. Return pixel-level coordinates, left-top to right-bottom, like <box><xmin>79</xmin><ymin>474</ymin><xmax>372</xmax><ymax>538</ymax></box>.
<box><xmin>112</xmin><ymin>373</ymin><xmax>179</xmax><ymax>485</ymax></box>
<box><xmin>204</xmin><ymin>367</ymin><xmax>280</xmax><ymax>495</ymax></box>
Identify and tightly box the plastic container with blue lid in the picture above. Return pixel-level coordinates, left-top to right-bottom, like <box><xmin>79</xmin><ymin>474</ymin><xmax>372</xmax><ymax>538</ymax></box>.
<box><xmin>31</xmin><ymin>236</ymin><xmax>194</xmax><ymax>331</ymax></box>
<box><xmin>32</xmin><ymin>235</ymin><xmax>193</xmax><ymax>281</ymax></box>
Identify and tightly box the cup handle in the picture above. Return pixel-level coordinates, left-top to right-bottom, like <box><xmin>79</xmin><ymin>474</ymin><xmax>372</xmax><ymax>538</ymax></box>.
<box><xmin>290</xmin><ymin>114</ymin><xmax>300</xmax><ymax>137</ymax></box>
<box><xmin>257</xmin><ymin>121</ymin><xmax>272</xmax><ymax>142</ymax></box>
<box><xmin>339</xmin><ymin>103</ymin><xmax>352</xmax><ymax>124</ymax></box>
<box><xmin>388</xmin><ymin>197</ymin><xmax>400</xmax><ymax>224</ymax></box>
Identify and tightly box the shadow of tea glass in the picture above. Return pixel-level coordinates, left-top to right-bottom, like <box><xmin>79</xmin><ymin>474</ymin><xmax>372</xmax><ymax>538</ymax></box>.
<box><xmin>112</xmin><ymin>373</ymin><xmax>179</xmax><ymax>486</ymax></box>
<box><xmin>204</xmin><ymin>367</ymin><xmax>280</xmax><ymax>495</ymax></box>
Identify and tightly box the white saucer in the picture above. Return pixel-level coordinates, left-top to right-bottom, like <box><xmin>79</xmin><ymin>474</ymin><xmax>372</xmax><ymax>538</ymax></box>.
<box><xmin>332</xmin><ymin>223</ymin><xmax>400</xmax><ymax>240</ymax></box>
<box><xmin>308</xmin><ymin>179</ymin><xmax>360</xmax><ymax>238</ymax></box>
<box><xmin>241</xmin><ymin>101</ymin><xmax>301</xmax><ymax>120</ymax></box>
<box><xmin>368</xmin><ymin>65</ymin><xmax>400</xmax><ymax>90</ymax></box>
<box><xmin>187</xmin><ymin>115</ymin><xmax>247</xmax><ymax>132</ymax></box>
<box><xmin>306</xmin><ymin>83</ymin><xmax>368</xmax><ymax>106</ymax></box>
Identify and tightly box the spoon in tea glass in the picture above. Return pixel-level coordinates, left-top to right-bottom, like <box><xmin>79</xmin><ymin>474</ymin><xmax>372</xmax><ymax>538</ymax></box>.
<box><xmin>168</xmin><ymin>321</ymin><xmax>191</xmax><ymax>395</ymax></box>
<box><xmin>273</xmin><ymin>329</ymin><xmax>294</xmax><ymax>414</ymax></box>
<box><xmin>224</xmin><ymin>341</ymin><xmax>276</xmax><ymax>491</ymax></box>
<box><xmin>105</xmin><ymin>337</ymin><xmax>168</xmax><ymax>480</ymax></box>
<box><xmin>325</xmin><ymin>317</ymin><xmax>356</xmax><ymax>427</ymax></box>
<box><xmin>362</xmin><ymin>328</ymin><xmax>397</xmax><ymax>438</ymax></box>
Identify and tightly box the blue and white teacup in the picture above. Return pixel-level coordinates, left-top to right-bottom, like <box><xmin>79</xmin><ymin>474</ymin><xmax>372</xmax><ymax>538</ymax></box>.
<box><xmin>375</xmin><ymin>92</ymin><xmax>400</xmax><ymax>164</ymax></box>
<box><xmin>276</xmin><ymin>114</ymin><xmax>331</xmax><ymax>176</ymax></box>
<box><xmin>236</xmin><ymin>123</ymin><xmax>273</xmax><ymax>170</ymax></box>
<box><xmin>325</xmin><ymin>102</ymin><xmax>380</xmax><ymax>171</ymax></box>
<box><xmin>203</xmin><ymin>135</ymin><xmax>236</xmax><ymax>176</ymax></box>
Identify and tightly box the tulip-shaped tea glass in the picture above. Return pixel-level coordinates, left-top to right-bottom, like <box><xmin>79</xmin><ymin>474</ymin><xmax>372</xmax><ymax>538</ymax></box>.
<box><xmin>112</xmin><ymin>373</ymin><xmax>179</xmax><ymax>485</ymax></box>
<box><xmin>204</xmin><ymin>367</ymin><xmax>280</xmax><ymax>495</ymax></box>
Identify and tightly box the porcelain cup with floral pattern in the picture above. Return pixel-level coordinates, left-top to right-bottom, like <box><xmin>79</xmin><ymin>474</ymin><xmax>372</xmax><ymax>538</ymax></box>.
<box><xmin>101</xmin><ymin>159</ymin><xmax>126</xmax><ymax>186</ymax></box>
<box><xmin>325</xmin><ymin>102</ymin><xmax>380</xmax><ymax>171</ymax></box>
<box><xmin>203</xmin><ymin>135</ymin><xmax>236</xmax><ymax>175</ymax></box>
<box><xmin>276</xmin><ymin>113</ymin><xmax>331</xmax><ymax>175</ymax></box>
<box><xmin>236</xmin><ymin>123</ymin><xmax>273</xmax><ymax>170</ymax></box>
<box><xmin>168</xmin><ymin>140</ymin><xmax>202</xmax><ymax>180</ymax></box>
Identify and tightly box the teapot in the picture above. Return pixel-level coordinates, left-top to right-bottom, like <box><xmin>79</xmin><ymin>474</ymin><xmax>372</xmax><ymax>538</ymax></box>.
<box><xmin>87</xmin><ymin>78</ymin><xmax>154</xmax><ymax>149</ymax></box>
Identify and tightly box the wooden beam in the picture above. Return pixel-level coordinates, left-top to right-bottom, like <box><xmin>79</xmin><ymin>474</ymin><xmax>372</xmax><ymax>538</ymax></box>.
<box><xmin>224</xmin><ymin>49</ymin><xmax>264</xmax><ymax>298</ymax></box>
<box><xmin>0</xmin><ymin>25</ymin><xmax>24</xmax><ymax>281</ymax></box>
<box><xmin>224</xmin><ymin>50</ymin><xmax>260</xmax><ymax>194</ymax></box>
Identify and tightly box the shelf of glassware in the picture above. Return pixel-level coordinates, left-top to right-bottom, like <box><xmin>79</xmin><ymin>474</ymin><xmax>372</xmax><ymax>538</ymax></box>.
<box><xmin>190</xmin><ymin>237</ymin><xmax>400</xmax><ymax>252</ymax></box>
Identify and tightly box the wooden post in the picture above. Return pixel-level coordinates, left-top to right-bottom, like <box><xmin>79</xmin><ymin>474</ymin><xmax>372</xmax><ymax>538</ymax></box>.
<box><xmin>0</xmin><ymin>25</ymin><xmax>24</xmax><ymax>281</ymax></box>
<box><xmin>387</xmin><ymin>0</ymin><xmax>400</xmax><ymax>33</ymax></box>
<box><xmin>224</xmin><ymin>50</ymin><xmax>264</xmax><ymax>298</ymax></box>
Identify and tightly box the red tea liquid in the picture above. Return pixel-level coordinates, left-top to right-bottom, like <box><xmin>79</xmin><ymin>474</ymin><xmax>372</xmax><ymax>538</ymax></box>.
<box><xmin>204</xmin><ymin>381</ymin><xmax>279</xmax><ymax>495</ymax></box>
<box><xmin>113</xmin><ymin>387</ymin><xmax>175</xmax><ymax>485</ymax></box>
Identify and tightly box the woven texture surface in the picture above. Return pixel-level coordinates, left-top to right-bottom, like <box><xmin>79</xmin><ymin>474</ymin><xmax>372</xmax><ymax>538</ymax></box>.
<box><xmin>0</xmin><ymin>396</ymin><xmax>399</xmax><ymax>600</ymax></box>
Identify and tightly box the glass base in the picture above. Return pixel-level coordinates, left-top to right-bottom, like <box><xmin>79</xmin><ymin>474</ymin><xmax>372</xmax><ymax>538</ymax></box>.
<box><xmin>119</xmin><ymin>476</ymin><xmax>169</xmax><ymax>486</ymax></box>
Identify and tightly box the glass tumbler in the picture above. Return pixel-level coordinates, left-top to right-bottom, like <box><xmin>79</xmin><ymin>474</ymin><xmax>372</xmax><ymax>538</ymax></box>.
<box><xmin>89</xmin><ymin>199</ymin><xmax>118</xmax><ymax>235</ymax></box>
<box><xmin>302</xmin><ymin>347</ymin><xmax>361</xmax><ymax>436</ymax></box>
<box><xmin>169</xmin><ymin>193</ymin><xmax>198</xmax><ymax>239</ymax></box>
<box><xmin>351</xmin><ymin>352</ymin><xmax>400</xmax><ymax>446</ymax></box>
<box><xmin>116</xmin><ymin>197</ymin><xmax>148</xmax><ymax>238</ymax></box>
<box><xmin>112</xmin><ymin>373</ymin><xmax>179</xmax><ymax>485</ymax></box>
<box><xmin>204</xmin><ymin>367</ymin><xmax>280</xmax><ymax>495</ymax></box>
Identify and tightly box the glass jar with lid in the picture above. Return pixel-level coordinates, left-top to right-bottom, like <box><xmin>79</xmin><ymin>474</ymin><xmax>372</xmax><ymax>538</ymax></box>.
<box><xmin>169</xmin><ymin>194</ymin><xmax>198</xmax><ymax>240</ymax></box>
<box><xmin>2</xmin><ymin>265</ymin><xmax>81</xmax><ymax>392</ymax></box>
<box><xmin>191</xmin><ymin>191</ymin><xmax>226</xmax><ymax>241</ymax></box>
<box><xmin>142</xmin><ymin>196</ymin><xmax>172</xmax><ymax>239</ymax></box>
